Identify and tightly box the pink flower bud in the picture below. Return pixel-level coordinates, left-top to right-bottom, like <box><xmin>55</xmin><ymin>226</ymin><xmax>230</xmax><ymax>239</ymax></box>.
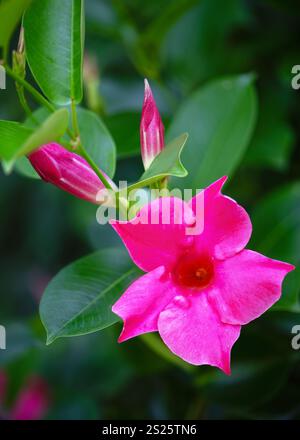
<box><xmin>28</xmin><ymin>143</ymin><xmax>111</xmax><ymax>204</ymax></box>
<box><xmin>140</xmin><ymin>79</ymin><xmax>164</xmax><ymax>170</ymax></box>
<box><xmin>10</xmin><ymin>377</ymin><xmax>50</xmax><ymax>420</ymax></box>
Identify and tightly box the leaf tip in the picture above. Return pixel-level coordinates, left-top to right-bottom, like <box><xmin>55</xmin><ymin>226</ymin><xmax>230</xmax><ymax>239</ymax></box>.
<box><xmin>45</xmin><ymin>334</ymin><xmax>55</xmax><ymax>346</ymax></box>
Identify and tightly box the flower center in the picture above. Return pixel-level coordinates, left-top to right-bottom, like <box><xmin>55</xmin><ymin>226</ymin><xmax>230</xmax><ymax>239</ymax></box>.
<box><xmin>172</xmin><ymin>253</ymin><xmax>214</xmax><ymax>289</ymax></box>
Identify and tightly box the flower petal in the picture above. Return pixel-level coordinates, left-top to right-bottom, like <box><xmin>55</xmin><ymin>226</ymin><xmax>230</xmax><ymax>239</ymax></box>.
<box><xmin>111</xmin><ymin>197</ymin><xmax>196</xmax><ymax>272</ymax></box>
<box><xmin>189</xmin><ymin>176</ymin><xmax>252</xmax><ymax>259</ymax></box>
<box><xmin>208</xmin><ymin>249</ymin><xmax>295</xmax><ymax>326</ymax></box>
<box><xmin>113</xmin><ymin>266</ymin><xmax>178</xmax><ymax>342</ymax></box>
<box><xmin>158</xmin><ymin>292</ymin><xmax>241</xmax><ymax>374</ymax></box>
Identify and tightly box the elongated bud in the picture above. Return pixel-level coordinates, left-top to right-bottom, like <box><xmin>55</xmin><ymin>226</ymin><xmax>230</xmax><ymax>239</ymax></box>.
<box><xmin>140</xmin><ymin>79</ymin><xmax>164</xmax><ymax>170</ymax></box>
<box><xmin>28</xmin><ymin>143</ymin><xmax>112</xmax><ymax>204</ymax></box>
<box><xmin>13</xmin><ymin>27</ymin><xmax>26</xmax><ymax>80</ymax></box>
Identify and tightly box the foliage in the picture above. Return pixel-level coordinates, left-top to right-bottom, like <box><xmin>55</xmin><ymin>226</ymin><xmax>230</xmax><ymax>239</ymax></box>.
<box><xmin>0</xmin><ymin>0</ymin><xmax>299</xmax><ymax>420</ymax></box>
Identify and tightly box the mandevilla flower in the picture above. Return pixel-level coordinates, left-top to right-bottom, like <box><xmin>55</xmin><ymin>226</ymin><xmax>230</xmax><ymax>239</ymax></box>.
<box><xmin>0</xmin><ymin>371</ymin><xmax>50</xmax><ymax>420</ymax></box>
<box><xmin>28</xmin><ymin>143</ymin><xmax>111</xmax><ymax>204</ymax></box>
<box><xmin>10</xmin><ymin>377</ymin><xmax>50</xmax><ymax>420</ymax></box>
<box><xmin>140</xmin><ymin>79</ymin><xmax>164</xmax><ymax>170</ymax></box>
<box><xmin>0</xmin><ymin>371</ymin><xmax>7</xmax><ymax>406</ymax></box>
<box><xmin>111</xmin><ymin>177</ymin><xmax>295</xmax><ymax>374</ymax></box>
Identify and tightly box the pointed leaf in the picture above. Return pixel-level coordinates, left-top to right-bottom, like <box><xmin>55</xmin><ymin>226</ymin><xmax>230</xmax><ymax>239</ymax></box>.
<box><xmin>119</xmin><ymin>133</ymin><xmax>188</xmax><ymax>193</ymax></box>
<box><xmin>40</xmin><ymin>248</ymin><xmax>141</xmax><ymax>344</ymax></box>
<box><xmin>0</xmin><ymin>121</ymin><xmax>32</xmax><ymax>162</ymax></box>
<box><xmin>24</xmin><ymin>0</ymin><xmax>84</xmax><ymax>105</ymax></box>
<box><xmin>250</xmin><ymin>183</ymin><xmax>300</xmax><ymax>312</ymax></box>
<box><xmin>0</xmin><ymin>108</ymin><xmax>69</xmax><ymax>170</ymax></box>
<box><xmin>167</xmin><ymin>74</ymin><xmax>257</xmax><ymax>189</ymax></box>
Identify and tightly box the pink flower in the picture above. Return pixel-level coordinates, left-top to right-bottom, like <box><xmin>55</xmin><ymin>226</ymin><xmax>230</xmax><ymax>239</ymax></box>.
<box><xmin>0</xmin><ymin>371</ymin><xmax>7</xmax><ymax>406</ymax></box>
<box><xmin>10</xmin><ymin>377</ymin><xmax>50</xmax><ymax>420</ymax></box>
<box><xmin>0</xmin><ymin>370</ymin><xmax>50</xmax><ymax>420</ymax></box>
<box><xmin>111</xmin><ymin>177</ymin><xmax>295</xmax><ymax>374</ymax></box>
<box><xmin>140</xmin><ymin>79</ymin><xmax>164</xmax><ymax>170</ymax></box>
<box><xmin>28</xmin><ymin>143</ymin><xmax>110</xmax><ymax>204</ymax></box>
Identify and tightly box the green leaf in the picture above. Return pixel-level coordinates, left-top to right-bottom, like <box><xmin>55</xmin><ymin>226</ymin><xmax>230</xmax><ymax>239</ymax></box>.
<box><xmin>120</xmin><ymin>133</ymin><xmax>188</xmax><ymax>193</ymax></box>
<box><xmin>77</xmin><ymin>108</ymin><xmax>116</xmax><ymax>178</ymax></box>
<box><xmin>0</xmin><ymin>121</ymin><xmax>32</xmax><ymax>162</ymax></box>
<box><xmin>167</xmin><ymin>74</ymin><xmax>258</xmax><ymax>189</ymax></box>
<box><xmin>23</xmin><ymin>0</ymin><xmax>84</xmax><ymax>105</ymax></box>
<box><xmin>23</xmin><ymin>106</ymin><xmax>52</xmax><ymax>129</ymax></box>
<box><xmin>40</xmin><ymin>248</ymin><xmax>141</xmax><ymax>344</ymax></box>
<box><xmin>0</xmin><ymin>0</ymin><xmax>31</xmax><ymax>50</ymax></box>
<box><xmin>244</xmin><ymin>95</ymin><xmax>295</xmax><ymax>171</ymax></box>
<box><xmin>104</xmin><ymin>112</ymin><xmax>140</xmax><ymax>159</ymax></box>
<box><xmin>14</xmin><ymin>107</ymin><xmax>53</xmax><ymax>179</ymax></box>
<box><xmin>250</xmin><ymin>183</ymin><xmax>300</xmax><ymax>311</ymax></box>
<box><xmin>14</xmin><ymin>155</ymin><xmax>39</xmax><ymax>179</ymax></box>
<box><xmin>246</xmin><ymin>122</ymin><xmax>294</xmax><ymax>171</ymax></box>
<box><xmin>0</xmin><ymin>108</ymin><xmax>69</xmax><ymax>171</ymax></box>
<box><xmin>19</xmin><ymin>108</ymin><xmax>69</xmax><ymax>157</ymax></box>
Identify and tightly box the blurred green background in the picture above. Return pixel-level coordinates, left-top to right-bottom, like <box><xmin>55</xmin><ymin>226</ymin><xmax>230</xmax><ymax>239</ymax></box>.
<box><xmin>0</xmin><ymin>0</ymin><xmax>300</xmax><ymax>419</ymax></box>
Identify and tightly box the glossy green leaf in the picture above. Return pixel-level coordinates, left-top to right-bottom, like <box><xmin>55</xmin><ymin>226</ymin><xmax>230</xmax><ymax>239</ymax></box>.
<box><xmin>119</xmin><ymin>133</ymin><xmax>188</xmax><ymax>193</ymax></box>
<box><xmin>14</xmin><ymin>155</ymin><xmax>39</xmax><ymax>179</ymax></box>
<box><xmin>250</xmin><ymin>183</ymin><xmax>300</xmax><ymax>311</ymax></box>
<box><xmin>0</xmin><ymin>108</ymin><xmax>69</xmax><ymax>171</ymax></box>
<box><xmin>19</xmin><ymin>108</ymin><xmax>69</xmax><ymax>157</ymax></box>
<box><xmin>167</xmin><ymin>75</ymin><xmax>257</xmax><ymax>189</ymax></box>
<box><xmin>0</xmin><ymin>0</ymin><xmax>31</xmax><ymax>50</ymax></box>
<box><xmin>0</xmin><ymin>121</ymin><xmax>32</xmax><ymax>162</ymax></box>
<box><xmin>23</xmin><ymin>0</ymin><xmax>84</xmax><ymax>105</ymax></box>
<box><xmin>40</xmin><ymin>248</ymin><xmax>141</xmax><ymax>344</ymax></box>
<box><xmin>23</xmin><ymin>106</ymin><xmax>52</xmax><ymax>129</ymax></box>
<box><xmin>77</xmin><ymin>108</ymin><xmax>116</xmax><ymax>178</ymax></box>
<box><xmin>244</xmin><ymin>94</ymin><xmax>295</xmax><ymax>171</ymax></box>
<box><xmin>14</xmin><ymin>107</ymin><xmax>53</xmax><ymax>179</ymax></box>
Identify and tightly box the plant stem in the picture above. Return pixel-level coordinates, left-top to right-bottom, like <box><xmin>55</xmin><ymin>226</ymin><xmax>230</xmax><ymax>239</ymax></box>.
<box><xmin>71</xmin><ymin>99</ymin><xmax>80</xmax><ymax>137</ymax></box>
<box><xmin>77</xmin><ymin>145</ymin><xmax>114</xmax><ymax>190</ymax></box>
<box><xmin>70</xmin><ymin>99</ymin><xmax>116</xmax><ymax>191</ymax></box>
<box><xmin>16</xmin><ymin>86</ymin><xmax>38</xmax><ymax>122</ymax></box>
<box><xmin>6</xmin><ymin>61</ymin><xmax>124</xmax><ymax>206</ymax></box>
<box><xmin>4</xmin><ymin>64</ymin><xmax>55</xmax><ymax>113</ymax></box>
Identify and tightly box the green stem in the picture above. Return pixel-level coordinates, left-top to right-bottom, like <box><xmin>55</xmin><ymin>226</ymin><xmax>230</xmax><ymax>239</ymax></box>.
<box><xmin>70</xmin><ymin>100</ymin><xmax>115</xmax><ymax>191</ymax></box>
<box><xmin>71</xmin><ymin>99</ymin><xmax>80</xmax><ymax>137</ymax></box>
<box><xmin>4</xmin><ymin>64</ymin><xmax>55</xmax><ymax>113</ymax></box>
<box><xmin>6</xmin><ymin>63</ymin><xmax>76</xmax><ymax>140</ymax></box>
<box><xmin>77</xmin><ymin>145</ymin><xmax>114</xmax><ymax>190</ymax></box>
<box><xmin>6</xmin><ymin>61</ymin><xmax>125</xmax><ymax>209</ymax></box>
<box><xmin>16</xmin><ymin>86</ymin><xmax>36</xmax><ymax>120</ymax></box>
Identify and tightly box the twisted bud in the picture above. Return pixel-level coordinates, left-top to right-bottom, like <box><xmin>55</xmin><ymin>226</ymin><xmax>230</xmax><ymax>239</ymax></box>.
<box><xmin>140</xmin><ymin>79</ymin><xmax>164</xmax><ymax>170</ymax></box>
<box><xmin>28</xmin><ymin>143</ymin><xmax>113</xmax><ymax>204</ymax></box>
